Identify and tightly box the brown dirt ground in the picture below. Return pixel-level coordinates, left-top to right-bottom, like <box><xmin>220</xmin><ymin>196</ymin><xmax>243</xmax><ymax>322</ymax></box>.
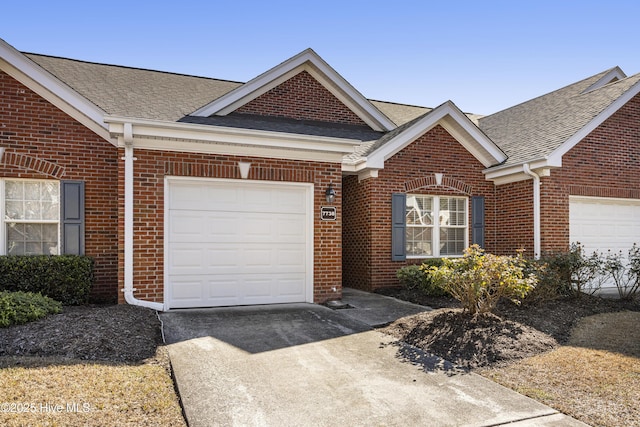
<box><xmin>378</xmin><ymin>288</ymin><xmax>640</xmax><ymax>369</ymax></box>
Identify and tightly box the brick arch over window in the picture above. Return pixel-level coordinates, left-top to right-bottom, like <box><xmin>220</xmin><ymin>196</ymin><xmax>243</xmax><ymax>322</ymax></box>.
<box><xmin>403</xmin><ymin>175</ymin><xmax>472</xmax><ymax>195</ymax></box>
<box><xmin>1</xmin><ymin>151</ymin><xmax>66</xmax><ymax>178</ymax></box>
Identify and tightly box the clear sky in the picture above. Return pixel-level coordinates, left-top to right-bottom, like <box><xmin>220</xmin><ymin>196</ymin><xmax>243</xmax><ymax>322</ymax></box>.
<box><xmin>3</xmin><ymin>0</ymin><xmax>640</xmax><ymax>115</ymax></box>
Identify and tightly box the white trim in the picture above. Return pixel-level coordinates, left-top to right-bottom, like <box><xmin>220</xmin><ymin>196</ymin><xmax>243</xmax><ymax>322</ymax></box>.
<box><xmin>106</xmin><ymin>116</ymin><xmax>358</xmax><ymax>162</ymax></box>
<box><xmin>0</xmin><ymin>39</ymin><xmax>112</xmax><ymax>144</ymax></box>
<box><xmin>191</xmin><ymin>49</ymin><xmax>396</xmax><ymax>132</ymax></box>
<box><xmin>365</xmin><ymin>101</ymin><xmax>507</xmax><ymax>171</ymax></box>
<box><xmin>581</xmin><ymin>67</ymin><xmax>626</xmax><ymax>94</ymax></box>
<box><xmin>569</xmin><ymin>195</ymin><xmax>640</xmax><ymax>205</ymax></box>
<box><xmin>164</xmin><ymin>176</ymin><xmax>315</xmax><ymax>308</ymax></box>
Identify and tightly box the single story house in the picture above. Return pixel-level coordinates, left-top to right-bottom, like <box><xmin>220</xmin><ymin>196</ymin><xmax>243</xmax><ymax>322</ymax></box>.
<box><xmin>1</xmin><ymin>38</ymin><xmax>639</xmax><ymax>309</ymax></box>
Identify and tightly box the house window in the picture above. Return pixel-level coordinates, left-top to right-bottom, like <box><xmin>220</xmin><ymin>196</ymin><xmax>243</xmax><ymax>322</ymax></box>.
<box><xmin>405</xmin><ymin>195</ymin><xmax>467</xmax><ymax>257</ymax></box>
<box><xmin>1</xmin><ymin>179</ymin><xmax>60</xmax><ymax>255</ymax></box>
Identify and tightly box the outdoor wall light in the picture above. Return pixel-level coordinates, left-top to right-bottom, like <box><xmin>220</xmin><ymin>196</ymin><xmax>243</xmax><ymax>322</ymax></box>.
<box><xmin>325</xmin><ymin>184</ymin><xmax>336</xmax><ymax>204</ymax></box>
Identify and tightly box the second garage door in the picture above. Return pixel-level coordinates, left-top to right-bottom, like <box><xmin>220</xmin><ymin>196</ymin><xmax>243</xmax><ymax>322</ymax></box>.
<box><xmin>569</xmin><ymin>196</ymin><xmax>640</xmax><ymax>255</ymax></box>
<box><xmin>166</xmin><ymin>178</ymin><xmax>313</xmax><ymax>308</ymax></box>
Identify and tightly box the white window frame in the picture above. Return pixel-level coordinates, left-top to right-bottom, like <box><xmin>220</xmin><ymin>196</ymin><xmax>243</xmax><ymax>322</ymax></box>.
<box><xmin>406</xmin><ymin>194</ymin><xmax>468</xmax><ymax>259</ymax></box>
<box><xmin>0</xmin><ymin>178</ymin><xmax>61</xmax><ymax>255</ymax></box>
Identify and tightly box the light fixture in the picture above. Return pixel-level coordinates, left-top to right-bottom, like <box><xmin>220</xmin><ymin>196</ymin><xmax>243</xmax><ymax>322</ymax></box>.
<box><xmin>325</xmin><ymin>184</ymin><xmax>336</xmax><ymax>204</ymax></box>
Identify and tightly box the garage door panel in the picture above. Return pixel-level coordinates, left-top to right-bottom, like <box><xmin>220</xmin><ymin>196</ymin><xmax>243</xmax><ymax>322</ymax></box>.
<box><xmin>570</xmin><ymin>196</ymin><xmax>640</xmax><ymax>255</ymax></box>
<box><xmin>167</xmin><ymin>179</ymin><xmax>310</xmax><ymax>308</ymax></box>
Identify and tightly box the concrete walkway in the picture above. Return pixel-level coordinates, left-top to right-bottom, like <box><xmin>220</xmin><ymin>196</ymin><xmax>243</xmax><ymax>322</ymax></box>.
<box><xmin>160</xmin><ymin>289</ymin><xmax>588</xmax><ymax>427</ymax></box>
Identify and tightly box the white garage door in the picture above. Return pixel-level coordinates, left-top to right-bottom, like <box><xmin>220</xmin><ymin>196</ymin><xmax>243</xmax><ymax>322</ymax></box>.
<box><xmin>166</xmin><ymin>178</ymin><xmax>313</xmax><ymax>308</ymax></box>
<box><xmin>569</xmin><ymin>196</ymin><xmax>640</xmax><ymax>255</ymax></box>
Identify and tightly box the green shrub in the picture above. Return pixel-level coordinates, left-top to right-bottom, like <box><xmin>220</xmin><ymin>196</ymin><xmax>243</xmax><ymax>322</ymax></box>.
<box><xmin>428</xmin><ymin>245</ymin><xmax>537</xmax><ymax>314</ymax></box>
<box><xmin>522</xmin><ymin>257</ymin><xmax>573</xmax><ymax>304</ymax></box>
<box><xmin>397</xmin><ymin>259</ymin><xmax>446</xmax><ymax>296</ymax></box>
<box><xmin>0</xmin><ymin>256</ymin><xmax>94</xmax><ymax>305</ymax></box>
<box><xmin>0</xmin><ymin>291</ymin><xmax>62</xmax><ymax>327</ymax></box>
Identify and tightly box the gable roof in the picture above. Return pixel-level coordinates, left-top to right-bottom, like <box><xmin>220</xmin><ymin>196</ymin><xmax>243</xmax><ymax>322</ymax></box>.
<box><xmin>191</xmin><ymin>48</ymin><xmax>396</xmax><ymax>132</ymax></box>
<box><xmin>343</xmin><ymin>101</ymin><xmax>507</xmax><ymax>178</ymax></box>
<box><xmin>480</xmin><ymin>67</ymin><xmax>640</xmax><ymax>176</ymax></box>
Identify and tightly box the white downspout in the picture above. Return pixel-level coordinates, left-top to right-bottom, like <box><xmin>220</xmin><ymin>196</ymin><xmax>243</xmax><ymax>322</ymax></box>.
<box><xmin>523</xmin><ymin>164</ymin><xmax>541</xmax><ymax>259</ymax></box>
<box><xmin>123</xmin><ymin>123</ymin><xmax>164</xmax><ymax>311</ymax></box>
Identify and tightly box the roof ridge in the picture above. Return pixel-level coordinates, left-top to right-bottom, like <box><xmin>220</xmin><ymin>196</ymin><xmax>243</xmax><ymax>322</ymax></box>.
<box><xmin>481</xmin><ymin>67</ymin><xmax>621</xmax><ymax>120</ymax></box>
<box><xmin>24</xmin><ymin>52</ymin><xmax>244</xmax><ymax>85</ymax></box>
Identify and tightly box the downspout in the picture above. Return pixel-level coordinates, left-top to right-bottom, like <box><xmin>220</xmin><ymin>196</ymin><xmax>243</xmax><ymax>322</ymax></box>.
<box><xmin>123</xmin><ymin>123</ymin><xmax>164</xmax><ymax>311</ymax></box>
<box><xmin>523</xmin><ymin>164</ymin><xmax>541</xmax><ymax>259</ymax></box>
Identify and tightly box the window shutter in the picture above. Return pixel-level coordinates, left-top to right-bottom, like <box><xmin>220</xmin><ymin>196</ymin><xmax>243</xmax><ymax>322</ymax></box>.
<box><xmin>391</xmin><ymin>193</ymin><xmax>406</xmax><ymax>261</ymax></box>
<box><xmin>61</xmin><ymin>181</ymin><xmax>85</xmax><ymax>255</ymax></box>
<box><xmin>471</xmin><ymin>196</ymin><xmax>485</xmax><ymax>248</ymax></box>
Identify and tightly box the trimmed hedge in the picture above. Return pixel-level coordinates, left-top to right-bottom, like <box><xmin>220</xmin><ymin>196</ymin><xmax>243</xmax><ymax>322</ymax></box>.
<box><xmin>0</xmin><ymin>256</ymin><xmax>94</xmax><ymax>305</ymax></box>
<box><xmin>0</xmin><ymin>291</ymin><xmax>62</xmax><ymax>327</ymax></box>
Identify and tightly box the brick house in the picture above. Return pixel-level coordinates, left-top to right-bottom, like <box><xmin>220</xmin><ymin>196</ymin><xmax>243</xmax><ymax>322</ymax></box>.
<box><xmin>1</xmin><ymin>38</ymin><xmax>639</xmax><ymax>308</ymax></box>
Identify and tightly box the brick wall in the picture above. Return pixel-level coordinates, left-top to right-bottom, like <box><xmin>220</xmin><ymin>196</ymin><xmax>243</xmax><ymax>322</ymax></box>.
<box><xmin>343</xmin><ymin>124</ymin><xmax>496</xmax><ymax>290</ymax></box>
<box><xmin>234</xmin><ymin>70</ymin><xmax>368</xmax><ymax>126</ymax></box>
<box><xmin>0</xmin><ymin>71</ymin><xmax>119</xmax><ymax>301</ymax></box>
<box><xmin>493</xmin><ymin>180</ymin><xmax>534</xmax><ymax>255</ymax></box>
<box><xmin>542</xmin><ymin>92</ymin><xmax>640</xmax><ymax>252</ymax></box>
<box><xmin>117</xmin><ymin>150</ymin><xmax>343</xmax><ymax>304</ymax></box>
<box><xmin>494</xmin><ymin>92</ymin><xmax>640</xmax><ymax>255</ymax></box>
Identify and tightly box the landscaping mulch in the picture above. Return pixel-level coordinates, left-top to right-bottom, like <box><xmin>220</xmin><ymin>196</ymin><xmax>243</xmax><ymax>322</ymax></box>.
<box><xmin>0</xmin><ymin>304</ymin><xmax>185</xmax><ymax>427</ymax></box>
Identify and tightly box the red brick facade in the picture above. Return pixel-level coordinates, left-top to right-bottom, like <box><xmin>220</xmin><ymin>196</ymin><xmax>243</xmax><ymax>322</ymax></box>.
<box><xmin>493</xmin><ymin>93</ymin><xmax>640</xmax><ymax>256</ymax></box>
<box><xmin>343</xmin><ymin>125</ymin><xmax>496</xmax><ymax>290</ymax></box>
<box><xmin>117</xmin><ymin>150</ymin><xmax>343</xmax><ymax>304</ymax></box>
<box><xmin>235</xmin><ymin>71</ymin><xmax>368</xmax><ymax>126</ymax></box>
<box><xmin>0</xmin><ymin>71</ymin><xmax>119</xmax><ymax>301</ymax></box>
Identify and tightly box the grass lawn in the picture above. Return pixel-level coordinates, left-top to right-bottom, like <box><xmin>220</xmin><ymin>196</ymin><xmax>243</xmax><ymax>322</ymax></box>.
<box><xmin>0</xmin><ymin>353</ymin><xmax>186</xmax><ymax>427</ymax></box>
<box><xmin>479</xmin><ymin>311</ymin><xmax>640</xmax><ymax>427</ymax></box>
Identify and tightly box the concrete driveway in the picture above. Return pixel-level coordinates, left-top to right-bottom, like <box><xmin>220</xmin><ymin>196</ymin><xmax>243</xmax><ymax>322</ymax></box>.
<box><xmin>160</xmin><ymin>289</ymin><xmax>587</xmax><ymax>427</ymax></box>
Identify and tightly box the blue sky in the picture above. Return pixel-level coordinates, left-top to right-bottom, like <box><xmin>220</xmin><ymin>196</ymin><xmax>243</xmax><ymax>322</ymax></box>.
<box><xmin>3</xmin><ymin>1</ymin><xmax>640</xmax><ymax>115</ymax></box>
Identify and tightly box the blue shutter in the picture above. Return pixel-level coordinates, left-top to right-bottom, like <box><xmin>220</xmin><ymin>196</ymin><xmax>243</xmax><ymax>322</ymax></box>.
<box><xmin>471</xmin><ymin>196</ymin><xmax>485</xmax><ymax>248</ymax></box>
<box><xmin>391</xmin><ymin>193</ymin><xmax>406</xmax><ymax>261</ymax></box>
<box><xmin>61</xmin><ymin>181</ymin><xmax>85</xmax><ymax>255</ymax></box>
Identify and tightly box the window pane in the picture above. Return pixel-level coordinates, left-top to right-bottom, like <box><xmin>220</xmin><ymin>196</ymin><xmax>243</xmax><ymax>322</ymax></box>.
<box><xmin>406</xmin><ymin>195</ymin><xmax>433</xmax><ymax>225</ymax></box>
<box><xmin>24</xmin><ymin>182</ymin><xmax>40</xmax><ymax>200</ymax></box>
<box><xmin>5</xmin><ymin>201</ymin><xmax>24</xmax><ymax>220</ymax></box>
<box><xmin>440</xmin><ymin>227</ymin><xmax>466</xmax><ymax>256</ymax></box>
<box><xmin>440</xmin><ymin>197</ymin><xmax>466</xmax><ymax>226</ymax></box>
<box><xmin>24</xmin><ymin>223</ymin><xmax>43</xmax><ymax>241</ymax></box>
<box><xmin>7</xmin><ymin>241</ymin><xmax>25</xmax><ymax>255</ymax></box>
<box><xmin>5</xmin><ymin>181</ymin><xmax>22</xmax><ymax>200</ymax></box>
<box><xmin>406</xmin><ymin>226</ymin><xmax>432</xmax><ymax>256</ymax></box>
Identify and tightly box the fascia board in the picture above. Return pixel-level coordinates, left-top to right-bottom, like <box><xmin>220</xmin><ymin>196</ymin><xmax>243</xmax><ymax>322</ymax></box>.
<box><xmin>483</xmin><ymin>159</ymin><xmax>558</xmax><ymax>184</ymax></box>
<box><xmin>191</xmin><ymin>49</ymin><xmax>395</xmax><ymax>132</ymax></box>
<box><xmin>547</xmin><ymin>80</ymin><xmax>640</xmax><ymax>165</ymax></box>
<box><xmin>0</xmin><ymin>40</ymin><xmax>111</xmax><ymax>143</ymax></box>
<box><xmin>367</xmin><ymin>102</ymin><xmax>506</xmax><ymax>169</ymax></box>
<box><xmin>106</xmin><ymin>116</ymin><xmax>360</xmax><ymax>156</ymax></box>
<box><xmin>581</xmin><ymin>67</ymin><xmax>627</xmax><ymax>94</ymax></box>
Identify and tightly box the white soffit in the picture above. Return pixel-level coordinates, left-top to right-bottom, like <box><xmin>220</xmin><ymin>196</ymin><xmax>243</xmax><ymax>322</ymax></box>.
<box><xmin>105</xmin><ymin>116</ymin><xmax>359</xmax><ymax>163</ymax></box>
<box><xmin>190</xmin><ymin>49</ymin><xmax>396</xmax><ymax>132</ymax></box>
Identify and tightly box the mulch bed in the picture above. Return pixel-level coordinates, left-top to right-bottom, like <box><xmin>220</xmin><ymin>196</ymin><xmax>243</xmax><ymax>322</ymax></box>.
<box><xmin>378</xmin><ymin>287</ymin><xmax>640</xmax><ymax>369</ymax></box>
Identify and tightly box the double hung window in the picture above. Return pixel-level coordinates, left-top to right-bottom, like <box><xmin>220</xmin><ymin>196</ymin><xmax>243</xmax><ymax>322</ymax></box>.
<box><xmin>1</xmin><ymin>179</ymin><xmax>60</xmax><ymax>255</ymax></box>
<box><xmin>405</xmin><ymin>195</ymin><xmax>467</xmax><ymax>257</ymax></box>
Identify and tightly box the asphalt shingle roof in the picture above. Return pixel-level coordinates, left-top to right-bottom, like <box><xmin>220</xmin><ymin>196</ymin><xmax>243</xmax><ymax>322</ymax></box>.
<box><xmin>479</xmin><ymin>69</ymin><xmax>640</xmax><ymax>166</ymax></box>
<box><xmin>23</xmin><ymin>53</ymin><xmax>640</xmax><ymax>169</ymax></box>
<box><xmin>26</xmin><ymin>54</ymin><xmax>242</xmax><ymax>121</ymax></box>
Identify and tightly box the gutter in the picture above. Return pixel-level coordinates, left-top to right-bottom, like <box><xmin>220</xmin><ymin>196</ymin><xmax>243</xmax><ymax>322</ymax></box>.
<box><xmin>122</xmin><ymin>122</ymin><xmax>164</xmax><ymax>311</ymax></box>
<box><xmin>522</xmin><ymin>164</ymin><xmax>541</xmax><ymax>259</ymax></box>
